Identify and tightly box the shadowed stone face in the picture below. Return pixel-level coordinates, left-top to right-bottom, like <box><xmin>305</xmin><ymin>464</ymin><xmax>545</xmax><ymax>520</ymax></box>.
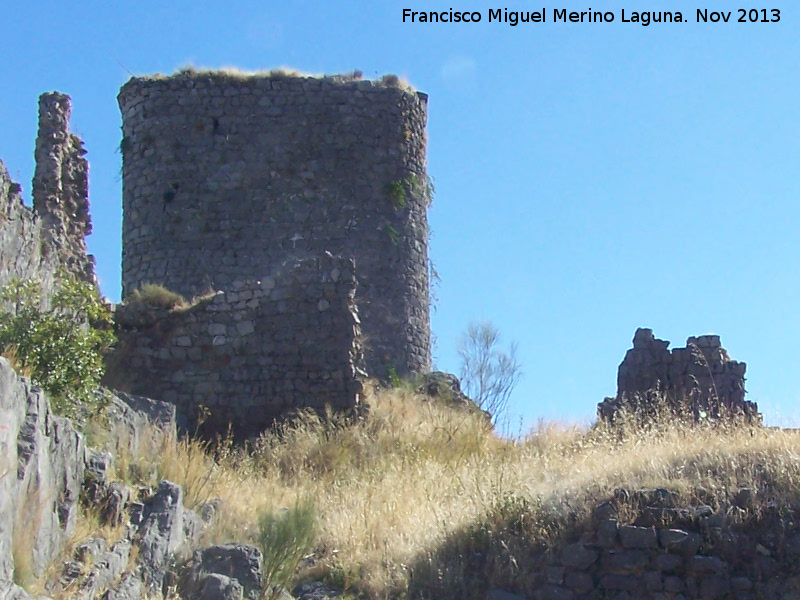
<box><xmin>598</xmin><ymin>328</ymin><xmax>759</xmax><ymax>424</ymax></box>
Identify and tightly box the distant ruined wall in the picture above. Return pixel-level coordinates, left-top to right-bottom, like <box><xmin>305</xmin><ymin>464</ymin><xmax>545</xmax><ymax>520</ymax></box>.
<box><xmin>106</xmin><ymin>254</ymin><xmax>365</xmax><ymax>437</ymax></box>
<box><xmin>598</xmin><ymin>328</ymin><xmax>758</xmax><ymax>422</ymax></box>
<box><xmin>0</xmin><ymin>92</ymin><xmax>96</xmax><ymax>300</ymax></box>
<box><xmin>118</xmin><ymin>71</ymin><xmax>430</xmax><ymax>379</ymax></box>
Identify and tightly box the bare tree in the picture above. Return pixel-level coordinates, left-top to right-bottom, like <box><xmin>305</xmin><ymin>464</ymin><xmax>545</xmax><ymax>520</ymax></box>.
<box><xmin>458</xmin><ymin>321</ymin><xmax>522</xmax><ymax>424</ymax></box>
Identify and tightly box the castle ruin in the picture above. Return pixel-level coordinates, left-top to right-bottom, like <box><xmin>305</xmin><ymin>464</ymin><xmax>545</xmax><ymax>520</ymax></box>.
<box><xmin>598</xmin><ymin>328</ymin><xmax>760</xmax><ymax>423</ymax></box>
<box><xmin>0</xmin><ymin>92</ymin><xmax>96</xmax><ymax>298</ymax></box>
<box><xmin>111</xmin><ymin>70</ymin><xmax>432</xmax><ymax>435</ymax></box>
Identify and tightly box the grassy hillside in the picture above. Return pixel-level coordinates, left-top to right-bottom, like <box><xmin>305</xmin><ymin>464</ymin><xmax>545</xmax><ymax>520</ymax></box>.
<box><xmin>81</xmin><ymin>383</ymin><xmax>798</xmax><ymax>599</ymax></box>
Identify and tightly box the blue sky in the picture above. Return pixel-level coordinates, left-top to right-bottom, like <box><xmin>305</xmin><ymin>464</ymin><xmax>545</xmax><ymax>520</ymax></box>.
<box><xmin>1</xmin><ymin>1</ymin><xmax>798</xmax><ymax>429</ymax></box>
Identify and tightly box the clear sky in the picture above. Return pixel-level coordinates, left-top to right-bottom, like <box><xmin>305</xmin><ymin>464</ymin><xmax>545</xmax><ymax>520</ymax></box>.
<box><xmin>2</xmin><ymin>1</ymin><xmax>798</xmax><ymax>430</ymax></box>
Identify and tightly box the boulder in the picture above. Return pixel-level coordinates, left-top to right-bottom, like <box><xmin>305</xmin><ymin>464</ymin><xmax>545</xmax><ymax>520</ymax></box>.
<box><xmin>136</xmin><ymin>480</ymin><xmax>199</xmax><ymax>594</ymax></box>
<box><xmin>185</xmin><ymin>544</ymin><xmax>263</xmax><ymax>600</ymax></box>
<box><xmin>101</xmin><ymin>389</ymin><xmax>177</xmax><ymax>453</ymax></box>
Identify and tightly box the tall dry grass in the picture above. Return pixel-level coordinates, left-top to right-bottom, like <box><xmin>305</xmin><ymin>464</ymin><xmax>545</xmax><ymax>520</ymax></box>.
<box><xmin>97</xmin><ymin>386</ymin><xmax>800</xmax><ymax>598</ymax></box>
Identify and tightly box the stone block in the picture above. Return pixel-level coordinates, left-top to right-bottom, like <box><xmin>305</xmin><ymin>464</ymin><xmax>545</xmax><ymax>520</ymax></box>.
<box><xmin>596</xmin><ymin>518</ymin><xmax>619</xmax><ymax>547</ymax></box>
<box><xmin>659</xmin><ymin>529</ymin><xmax>701</xmax><ymax>556</ymax></box>
<box><xmin>561</xmin><ymin>543</ymin><xmax>598</xmax><ymax>570</ymax></box>
<box><xmin>619</xmin><ymin>525</ymin><xmax>657</xmax><ymax>549</ymax></box>
<box><xmin>599</xmin><ymin>574</ymin><xmax>640</xmax><ymax>591</ymax></box>
<box><xmin>564</xmin><ymin>571</ymin><xmax>593</xmax><ymax>594</ymax></box>
<box><xmin>601</xmin><ymin>549</ymin><xmax>649</xmax><ymax>574</ymax></box>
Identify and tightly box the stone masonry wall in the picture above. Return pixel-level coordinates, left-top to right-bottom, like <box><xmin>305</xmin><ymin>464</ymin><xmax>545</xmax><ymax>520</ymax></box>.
<box><xmin>118</xmin><ymin>70</ymin><xmax>430</xmax><ymax>379</ymax></box>
<box><xmin>488</xmin><ymin>489</ymin><xmax>800</xmax><ymax>600</ymax></box>
<box><xmin>105</xmin><ymin>253</ymin><xmax>365</xmax><ymax>437</ymax></box>
<box><xmin>0</xmin><ymin>92</ymin><xmax>96</xmax><ymax>301</ymax></box>
<box><xmin>598</xmin><ymin>329</ymin><xmax>758</xmax><ymax>423</ymax></box>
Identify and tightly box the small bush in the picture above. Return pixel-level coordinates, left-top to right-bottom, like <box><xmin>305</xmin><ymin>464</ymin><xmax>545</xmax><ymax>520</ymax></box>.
<box><xmin>0</xmin><ymin>277</ymin><xmax>114</xmax><ymax>418</ymax></box>
<box><xmin>257</xmin><ymin>498</ymin><xmax>318</xmax><ymax>594</ymax></box>
<box><xmin>127</xmin><ymin>283</ymin><xmax>188</xmax><ymax>310</ymax></box>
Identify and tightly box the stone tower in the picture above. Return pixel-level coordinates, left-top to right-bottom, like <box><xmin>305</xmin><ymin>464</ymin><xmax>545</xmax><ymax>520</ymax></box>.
<box><xmin>118</xmin><ymin>70</ymin><xmax>431</xmax><ymax>378</ymax></box>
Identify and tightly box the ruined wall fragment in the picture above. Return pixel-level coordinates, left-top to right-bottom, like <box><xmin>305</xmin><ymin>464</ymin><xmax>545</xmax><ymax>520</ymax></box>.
<box><xmin>105</xmin><ymin>253</ymin><xmax>365</xmax><ymax>437</ymax></box>
<box><xmin>598</xmin><ymin>328</ymin><xmax>759</xmax><ymax>423</ymax></box>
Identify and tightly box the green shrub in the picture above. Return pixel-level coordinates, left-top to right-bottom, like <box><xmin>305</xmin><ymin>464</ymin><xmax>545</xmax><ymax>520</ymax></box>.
<box><xmin>257</xmin><ymin>498</ymin><xmax>318</xmax><ymax>594</ymax></box>
<box><xmin>0</xmin><ymin>277</ymin><xmax>114</xmax><ymax>418</ymax></box>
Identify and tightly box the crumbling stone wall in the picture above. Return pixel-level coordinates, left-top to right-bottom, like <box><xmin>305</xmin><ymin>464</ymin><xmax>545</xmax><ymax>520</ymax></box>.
<box><xmin>598</xmin><ymin>328</ymin><xmax>759</xmax><ymax>423</ymax></box>
<box><xmin>105</xmin><ymin>254</ymin><xmax>365</xmax><ymax>437</ymax></box>
<box><xmin>0</xmin><ymin>92</ymin><xmax>96</xmax><ymax>300</ymax></box>
<box><xmin>485</xmin><ymin>489</ymin><xmax>800</xmax><ymax>600</ymax></box>
<box><xmin>118</xmin><ymin>70</ymin><xmax>430</xmax><ymax>379</ymax></box>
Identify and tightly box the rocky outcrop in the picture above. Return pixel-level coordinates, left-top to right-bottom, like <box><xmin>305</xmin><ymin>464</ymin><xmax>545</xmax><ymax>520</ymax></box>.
<box><xmin>598</xmin><ymin>329</ymin><xmax>760</xmax><ymax>424</ymax></box>
<box><xmin>417</xmin><ymin>371</ymin><xmax>491</xmax><ymax>421</ymax></box>
<box><xmin>0</xmin><ymin>358</ymin><xmax>85</xmax><ymax>583</ymax></box>
<box><xmin>0</xmin><ymin>357</ymin><xmax>205</xmax><ymax>600</ymax></box>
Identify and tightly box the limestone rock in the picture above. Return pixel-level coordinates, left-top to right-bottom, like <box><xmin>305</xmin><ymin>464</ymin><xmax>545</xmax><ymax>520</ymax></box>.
<box><xmin>101</xmin><ymin>389</ymin><xmax>177</xmax><ymax>452</ymax></box>
<box><xmin>135</xmin><ymin>480</ymin><xmax>198</xmax><ymax>594</ymax></box>
<box><xmin>0</xmin><ymin>358</ymin><xmax>85</xmax><ymax>580</ymax></box>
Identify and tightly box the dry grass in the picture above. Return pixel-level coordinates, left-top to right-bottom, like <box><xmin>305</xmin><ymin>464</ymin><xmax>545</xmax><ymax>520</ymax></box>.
<box><xmin>136</xmin><ymin>66</ymin><xmax>414</xmax><ymax>90</ymax></box>
<box><xmin>1</xmin><ymin>346</ymin><xmax>33</xmax><ymax>378</ymax></box>
<box><xmin>126</xmin><ymin>284</ymin><xmax>188</xmax><ymax>311</ymax></box>
<box><xmin>68</xmin><ymin>386</ymin><xmax>800</xmax><ymax>599</ymax></box>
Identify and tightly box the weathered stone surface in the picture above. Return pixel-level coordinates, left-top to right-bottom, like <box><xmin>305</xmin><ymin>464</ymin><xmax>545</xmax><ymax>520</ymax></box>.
<box><xmin>534</xmin><ymin>584</ymin><xmax>573</xmax><ymax>600</ymax></box>
<box><xmin>598</xmin><ymin>328</ymin><xmax>759</xmax><ymax>423</ymax></box>
<box><xmin>663</xmin><ymin>575</ymin><xmax>684</xmax><ymax>593</ymax></box>
<box><xmin>197</xmin><ymin>574</ymin><xmax>243</xmax><ymax>600</ymax></box>
<box><xmin>101</xmin><ymin>389</ymin><xmax>177</xmax><ymax>451</ymax></box>
<box><xmin>186</xmin><ymin>544</ymin><xmax>262</xmax><ymax>600</ymax></box>
<box><xmin>0</xmin><ymin>359</ymin><xmax>85</xmax><ymax>579</ymax></box>
<box><xmin>596</xmin><ymin>518</ymin><xmax>619</xmax><ymax>548</ymax></box>
<box><xmin>564</xmin><ymin>571</ymin><xmax>593</xmax><ymax>593</ymax></box>
<box><xmin>561</xmin><ymin>543</ymin><xmax>598</xmax><ymax>570</ymax></box>
<box><xmin>689</xmin><ymin>555</ymin><xmax>727</xmax><ymax>575</ymax></box>
<box><xmin>136</xmin><ymin>480</ymin><xmax>198</xmax><ymax>593</ymax></box>
<box><xmin>619</xmin><ymin>525</ymin><xmax>658</xmax><ymax>549</ymax></box>
<box><xmin>293</xmin><ymin>581</ymin><xmax>342</xmax><ymax>600</ymax></box>
<box><xmin>70</xmin><ymin>538</ymin><xmax>132</xmax><ymax>600</ymax></box>
<box><xmin>32</xmin><ymin>92</ymin><xmax>96</xmax><ymax>286</ymax></box>
<box><xmin>659</xmin><ymin>529</ymin><xmax>702</xmax><ymax>556</ymax></box>
<box><xmin>101</xmin><ymin>571</ymin><xmax>143</xmax><ymax>600</ymax></box>
<box><xmin>107</xmin><ymin>254</ymin><xmax>366</xmax><ymax>438</ymax></box>
<box><xmin>0</xmin><ymin>580</ymin><xmax>38</xmax><ymax>600</ymax></box>
<box><xmin>0</xmin><ymin>93</ymin><xmax>95</xmax><ymax>301</ymax></box>
<box><xmin>700</xmin><ymin>574</ymin><xmax>729</xmax><ymax>599</ymax></box>
<box><xmin>119</xmin><ymin>72</ymin><xmax>431</xmax><ymax>382</ymax></box>
<box><xmin>598</xmin><ymin>573</ymin><xmax>640</xmax><ymax>591</ymax></box>
<box><xmin>652</xmin><ymin>552</ymin><xmax>683</xmax><ymax>572</ymax></box>
<box><xmin>601</xmin><ymin>549</ymin><xmax>649</xmax><ymax>574</ymax></box>
<box><xmin>417</xmin><ymin>372</ymin><xmax>492</xmax><ymax>421</ymax></box>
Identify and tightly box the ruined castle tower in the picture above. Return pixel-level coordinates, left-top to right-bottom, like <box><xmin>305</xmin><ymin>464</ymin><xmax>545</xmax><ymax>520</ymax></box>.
<box><xmin>118</xmin><ymin>71</ymin><xmax>431</xmax><ymax>379</ymax></box>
